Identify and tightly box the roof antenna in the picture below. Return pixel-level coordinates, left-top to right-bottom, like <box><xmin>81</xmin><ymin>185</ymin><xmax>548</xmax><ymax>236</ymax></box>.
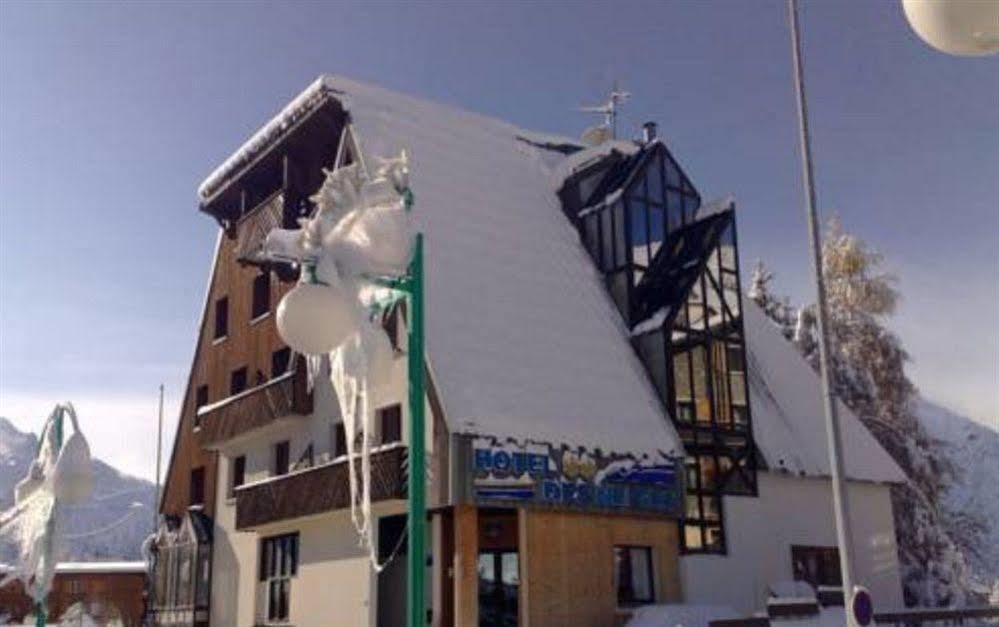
<box><xmin>578</xmin><ymin>81</ymin><xmax>631</xmax><ymax>141</ymax></box>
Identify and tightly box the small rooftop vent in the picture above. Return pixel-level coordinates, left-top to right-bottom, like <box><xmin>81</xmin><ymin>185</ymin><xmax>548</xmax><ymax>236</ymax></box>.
<box><xmin>642</xmin><ymin>121</ymin><xmax>658</xmax><ymax>143</ymax></box>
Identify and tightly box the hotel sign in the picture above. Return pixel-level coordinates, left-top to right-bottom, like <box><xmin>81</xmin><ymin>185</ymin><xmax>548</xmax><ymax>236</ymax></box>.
<box><xmin>461</xmin><ymin>436</ymin><xmax>683</xmax><ymax>517</ymax></box>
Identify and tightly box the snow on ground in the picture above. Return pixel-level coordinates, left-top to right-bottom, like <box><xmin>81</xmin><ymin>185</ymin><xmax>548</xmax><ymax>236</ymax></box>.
<box><xmin>624</xmin><ymin>604</ymin><xmax>740</xmax><ymax>627</ymax></box>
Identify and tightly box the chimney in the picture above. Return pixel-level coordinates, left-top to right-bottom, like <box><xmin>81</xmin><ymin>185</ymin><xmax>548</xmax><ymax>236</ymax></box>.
<box><xmin>642</xmin><ymin>121</ymin><xmax>658</xmax><ymax>143</ymax></box>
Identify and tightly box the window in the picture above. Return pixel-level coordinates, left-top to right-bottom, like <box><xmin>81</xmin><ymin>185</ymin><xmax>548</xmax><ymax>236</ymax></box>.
<box><xmin>214</xmin><ymin>297</ymin><xmax>228</xmax><ymax>340</ymax></box>
<box><xmin>273</xmin><ymin>441</ymin><xmax>290</xmax><ymax>476</ymax></box>
<box><xmin>260</xmin><ymin>533</ymin><xmax>298</xmax><ymax>623</ymax></box>
<box><xmin>334</xmin><ymin>423</ymin><xmax>347</xmax><ymax>457</ymax></box>
<box><xmin>230</xmin><ymin>366</ymin><xmax>247</xmax><ymax>395</ymax></box>
<box><xmin>615</xmin><ymin>546</ymin><xmax>654</xmax><ymax>606</ymax></box>
<box><xmin>195</xmin><ymin>385</ymin><xmax>209</xmax><ymax>411</ymax></box>
<box><xmin>230</xmin><ymin>455</ymin><xmax>246</xmax><ymax>497</ymax></box>
<box><xmin>792</xmin><ymin>545</ymin><xmax>842</xmax><ymax>588</ymax></box>
<box><xmin>194</xmin><ymin>385</ymin><xmax>209</xmax><ymax>428</ymax></box>
<box><xmin>189</xmin><ymin>467</ymin><xmax>205</xmax><ymax>507</ymax></box>
<box><xmin>252</xmin><ymin>272</ymin><xmax>271</xmax><ymax>320</ymax></box>
<box><xmin>378</xmin><ymin>404</ymin><xmax>402</xmax><ymax>445</ymax></box>
<box><xmin>271</xmin><ymin>347</ymin><xmax>291</xmax><ymax>378</ymax></box>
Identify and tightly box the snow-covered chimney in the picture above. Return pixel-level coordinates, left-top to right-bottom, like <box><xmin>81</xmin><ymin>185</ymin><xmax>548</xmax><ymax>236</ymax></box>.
<box><xmin>642</xmin><ymin>121</ymin><xmax>657</xmax><ymax>143</ymax></box>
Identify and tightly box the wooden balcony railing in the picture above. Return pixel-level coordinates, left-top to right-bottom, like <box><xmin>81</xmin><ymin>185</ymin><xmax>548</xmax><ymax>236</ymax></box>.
<box><xmin>235</xmin><ymin>445</ymin><xmax>407</xmax><ymax>530</ymax></box>
<box><xmin>234</xmin><ymin>191</ymin><xmax>285</xmax><ymax>267</ymax></box>
<box><xmin>196</xmin><ymin>366</ymin><xmax>312</xmax><ymax>447</ymax></box>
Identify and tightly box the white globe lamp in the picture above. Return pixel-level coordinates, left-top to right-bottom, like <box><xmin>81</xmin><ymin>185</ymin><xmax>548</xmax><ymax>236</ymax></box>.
<box><xmin>277</xmin><ymin>279</ymin><xmax>360</xmax><ymax>355</ymax></box>
<box><xmin>902</xmin><ymin>0</ymin><xmax>999</xmax><ymax>56</ymax></box>
<box><xmin>53</xmin><ymin>431</ymin><xmax>94</xmax><ymax>505</ymax></box>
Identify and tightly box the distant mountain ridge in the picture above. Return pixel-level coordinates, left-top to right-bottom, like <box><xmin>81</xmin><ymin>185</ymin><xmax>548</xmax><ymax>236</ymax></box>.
<box><xmin>0</xmin><ymin>416</ymin><xmax>156</xmax><ymax>563</ymax></box>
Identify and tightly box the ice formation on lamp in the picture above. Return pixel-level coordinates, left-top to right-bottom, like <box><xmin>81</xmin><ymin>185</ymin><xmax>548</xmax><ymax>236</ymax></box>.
<box><xmin>262</xmin><ymin>141</ymin><xmax>413</xmax><ymax>571</ymax></box>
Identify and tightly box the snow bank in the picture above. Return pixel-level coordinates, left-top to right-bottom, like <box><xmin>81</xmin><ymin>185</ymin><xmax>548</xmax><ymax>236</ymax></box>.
<box><xmin>624</xmin><ymin>603</ymin><xmax>739</xmax><ymax>627</ymax></box>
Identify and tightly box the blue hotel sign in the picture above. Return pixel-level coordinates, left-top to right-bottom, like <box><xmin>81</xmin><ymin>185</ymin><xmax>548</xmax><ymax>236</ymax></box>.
<box><xmin>465</xmin><ymin>437</ymin><xmax>683</xmax><ymax>517</ymax></box>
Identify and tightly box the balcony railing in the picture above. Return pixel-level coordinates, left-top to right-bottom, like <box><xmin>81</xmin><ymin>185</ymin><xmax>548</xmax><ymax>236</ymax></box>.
<box><xmin>197</xmin><ymin>366</ymin><xmax>312</xmax><ymax>447</ymax></box>
<box><xmin>234</xmin><ymin>191</ymin><xmax>284</xmax><ymax>266</ymax></box>
<box><xmin>234</xmin><ymin>445</ymin><xmax>407</xmax><ymax>530</ymax></box>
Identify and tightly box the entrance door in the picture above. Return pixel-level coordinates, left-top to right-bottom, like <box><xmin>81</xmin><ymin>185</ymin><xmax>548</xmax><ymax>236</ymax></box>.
<box><xmin>477</xmin><ymin>550</ymin><xmax>519</xmax><ymax>627</ymax></box>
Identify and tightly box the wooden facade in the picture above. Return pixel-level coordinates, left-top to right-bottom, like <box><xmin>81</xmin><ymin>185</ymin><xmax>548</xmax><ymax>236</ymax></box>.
<box><xmin>160</xmin><ymin>216</ymin><xmax>297</xmax><ymax>517</ymax></box>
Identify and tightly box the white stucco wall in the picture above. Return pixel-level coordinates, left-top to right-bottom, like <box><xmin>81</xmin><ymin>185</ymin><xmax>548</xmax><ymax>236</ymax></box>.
<box><xmin>207</xmin><ymin>325</ymin><xmax>426</xmax><ymax>627</ymax></box>
<box><xmin>680</xmin><ymin>472</ymin><xmax>903</xmax><ymax>615</ymax></box>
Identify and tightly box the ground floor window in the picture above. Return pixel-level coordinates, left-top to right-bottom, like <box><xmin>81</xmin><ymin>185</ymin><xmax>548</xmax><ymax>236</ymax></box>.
<box><xmin>791</xmin><ymin>545</ymin><xmax>841</xmax><ymax>588</ymax></box>
<box><xmin>478</xmin><ymin>550</ymin><xmax>519</xmax><ymax>627</ymax></box>
<box><xmin>260</xmin><ymin>533</ymin><xmax>299</xmax><ymax>623</ymax></box>
<box><xmin>615</xmin><ymin>546</ymin><xmax>655</xmax><ymax>606</ymax></box>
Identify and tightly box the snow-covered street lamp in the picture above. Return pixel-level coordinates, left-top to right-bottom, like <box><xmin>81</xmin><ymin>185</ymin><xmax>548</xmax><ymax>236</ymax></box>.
<box><xmin>265</xmin><ymin>142</ymin><xmax>427</xmax><ymax>627</ymax></box>
<box><xmin>901</xmin><ymin>0</ymin><xmax>999</xmax><ymax>57</ymax></box>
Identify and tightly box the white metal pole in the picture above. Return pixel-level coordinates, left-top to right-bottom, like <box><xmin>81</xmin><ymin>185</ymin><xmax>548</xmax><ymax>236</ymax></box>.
<box><xmin>787</xmin><ymin>0</ymin><xmax>858</xmax><ymax>620</ymax></box>
<box><xmin>154</xmin><ymin>383</ymin><xmax>164</xmax><ymax>531</ymax></box>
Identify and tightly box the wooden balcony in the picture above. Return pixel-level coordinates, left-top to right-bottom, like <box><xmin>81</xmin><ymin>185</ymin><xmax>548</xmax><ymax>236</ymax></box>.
<box><xmin>234</xmin><ymin>445</ymin><xmax>407</xmax><ymax>530</ymax></box>
<box><xmin>196</xmin><ymin>365</ymin><xmax>312</xmax><ymax>447</ymax></box>
<box><xmin>234</xmin><ymin>191</ymin><xmax>285</xmax><ymax>267</ymax></box>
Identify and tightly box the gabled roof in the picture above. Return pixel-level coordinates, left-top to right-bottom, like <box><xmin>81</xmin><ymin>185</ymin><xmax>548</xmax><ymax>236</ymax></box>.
<box><xmin>200</xmin><ymin>75</ymin><xmax>683</xmax><ymax>459</ymax></box>
<box><xmin>743</xmin><ymin>301</ymin><xmax>906</xmax><ymax>484</ymax></box>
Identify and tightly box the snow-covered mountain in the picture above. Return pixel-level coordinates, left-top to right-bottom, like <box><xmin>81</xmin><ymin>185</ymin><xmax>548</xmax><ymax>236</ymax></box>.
<box><xmin>917</xmin><ymin>400</ymin><xmax>999</xmax><ymax>596</ymax></box>
<box><xmin>0</xmin><ymin>416</ymin><xmax>156</xmax><ymax>562</ymax></box>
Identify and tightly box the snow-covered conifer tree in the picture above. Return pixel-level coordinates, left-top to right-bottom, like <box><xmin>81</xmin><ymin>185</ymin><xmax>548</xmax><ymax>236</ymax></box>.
<box><xmin>755</xmin><ymin>218</ymin><xmax>984</xmax><ymax>606</ymax></box>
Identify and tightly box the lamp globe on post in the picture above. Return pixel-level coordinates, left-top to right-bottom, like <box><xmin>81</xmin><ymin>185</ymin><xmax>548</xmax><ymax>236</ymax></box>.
<box><xmin>277</xmin><ymin>264</ymin><xmax>360</xmax><ymax>355</ymax></box>
<box><xmin>902</xmin><ymin>0</ymin><xmax>999</xmax><ymax>56</ymax></box>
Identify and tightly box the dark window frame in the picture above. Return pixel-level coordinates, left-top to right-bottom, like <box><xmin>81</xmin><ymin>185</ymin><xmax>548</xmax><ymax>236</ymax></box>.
<box><xmin>378</xmin><ymin>404</ymin><xmax>402</xmax><ymax>445</ymax></box>
<box><xmin>251</xmin><ymin>272</ymin><xmax>271</xmax><ymax>320</ymax></box>
<box><xmin>230</xmin><ymin>455</ymin><xmax>246</xmax><ymax>497</ymax></box>
<box><xmin>214</xmin><ymin>297</ymin><xmax>229</xmax><ymax>340</ymax></box>
<box><xmin>792</xmin><ymin>545</ymin><xmax>842</xmax><ymax>588</ymax></box>
<box><xmin>230</xmin><ymin>366</ymin><xmax>248</xmax><ymax>396</ymax></box>
<box><xmin>259</xmin><ymin>533</ymin><xmax>299</xmax><ymax>623</ymax></box>
<box><xmin>189</xmin><ymin>466</ymin><xmax>205</xmax><ymax>507</ymax></box>
<box><xmin>271</xmin><ymin>346</ymin><xmax>292</xmax><ymax>378</ymax></box>
<box><xmin>273</xmin><ymin>440</ymin><xmax>290</xmax><ymax>476</ymax></box>
<box><xmin>614</xmin><ymin>545</ymin><xmax>655</xmax><ymax>606</ymax></box>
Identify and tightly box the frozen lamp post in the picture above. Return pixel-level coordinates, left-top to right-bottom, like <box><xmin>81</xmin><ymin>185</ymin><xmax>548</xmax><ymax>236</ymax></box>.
<box><xmin>267</xmin><ymin>146</ymin><xmax>425</xmax><ymax>627</ymax></box>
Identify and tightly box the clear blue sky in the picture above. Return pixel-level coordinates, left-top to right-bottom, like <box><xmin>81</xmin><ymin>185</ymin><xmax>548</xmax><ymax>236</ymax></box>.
<box><xmin>1</xmin><ymin>0</ymin><xmax>996</xmax><ymax>480</ymax></box>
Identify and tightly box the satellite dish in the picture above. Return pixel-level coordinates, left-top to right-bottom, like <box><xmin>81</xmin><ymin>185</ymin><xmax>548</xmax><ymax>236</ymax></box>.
<box><xmin>581</xmin><ymin>124</ymin><xmax>612</xmax><ymax>146</ymax></box>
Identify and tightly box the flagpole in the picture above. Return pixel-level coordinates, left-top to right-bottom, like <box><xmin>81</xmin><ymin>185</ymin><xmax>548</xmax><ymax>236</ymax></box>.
<box><xmin>154</xmin><ymin>383</ymin><xmax>164</xmax><ymax>531</ymax></box>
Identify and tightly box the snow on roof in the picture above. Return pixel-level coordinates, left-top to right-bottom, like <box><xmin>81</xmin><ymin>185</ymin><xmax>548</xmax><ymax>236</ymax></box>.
<box><xmin>269</xmin><ymin>75</ymin><xmax>682</xmax><ymax>458</ymax></box>
<box><xmin>55</xmin><ymin>562</ymin><xmax>146</xmax><ymax>574</ymax></box>
<box><xmin>744</xmin><ymin>301</ymin><xmax>906</xmax><ymax>483</ymax></box>
<box><xmin>197</xmin><ymin>76</ymin><xmax>342</xmax><ymax>201</ymax></box>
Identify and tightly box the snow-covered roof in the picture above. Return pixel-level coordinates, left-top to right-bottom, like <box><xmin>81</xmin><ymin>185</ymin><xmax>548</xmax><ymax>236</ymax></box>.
<box><xmin>209</xmin><ymin>76</ymin><xmax>682</xmax><ymax>458</ymax></box>
<box><xmin>744</xmin><ymin>301</ymin><xmax>906</xmax><ymax>483</ymax></box>
<box><xmin>197</xmin><ymin>76</ymin><xmax>341</xmax><ymax>201</ymax></box>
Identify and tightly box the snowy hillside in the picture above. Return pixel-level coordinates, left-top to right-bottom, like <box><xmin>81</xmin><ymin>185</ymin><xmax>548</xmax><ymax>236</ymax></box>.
<box><xmin>917</xmin><ymin>400</ymin><xmax>999</xmax><ymax>595</ymax></box>
<box><xmin>0</xmin><ymin>416</ymin><xmax>156</xmax><ymax>562</ymax></box>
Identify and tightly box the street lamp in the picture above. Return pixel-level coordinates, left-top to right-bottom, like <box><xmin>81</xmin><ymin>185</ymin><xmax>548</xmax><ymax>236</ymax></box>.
<box><xmin>786</xmin><ymin>2</ymin><xmax>997</xmax><ymax>624</ymax></box>
<box><xmin>269</xmin><ymin>150</ymin><xmax>426</xmax><ymax>627</ymax></box>
<box><xmin>902</xmin><ymin>0</ymin><xmax>999</xmax><ymax>57</ymax></box>
<box><xmin>785</xmin><ymin>3</ymin><xmax>859</xmax><ymax>622</ymax></box>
